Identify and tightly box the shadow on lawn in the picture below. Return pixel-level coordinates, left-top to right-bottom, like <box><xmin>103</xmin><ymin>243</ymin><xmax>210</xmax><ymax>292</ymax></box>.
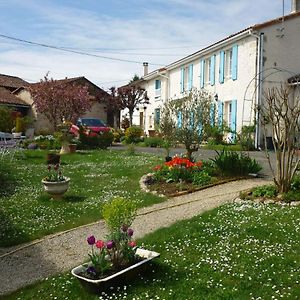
<box><xmin>63</xmin><ymin>195</ymin><xmax>86</xmax><ymax>202</ymax></box>
<box><xmin>0</xmin><ymin>162</ymin><xmax>17</xmax><ymax>198</ymax></box>
<box><xmin>38</xmin><ymin>194</ymin><xmax>86</xmax><ymax>203</ymax></box>
<box><xmin>87</xmin><ymin>262</ymin><xmax>175</xmax><ymax>297</ymax></box>
<box><xmin>0</xmin><ymin>209</ymin><xmax>30</xmax><ymax>247</ymax></box>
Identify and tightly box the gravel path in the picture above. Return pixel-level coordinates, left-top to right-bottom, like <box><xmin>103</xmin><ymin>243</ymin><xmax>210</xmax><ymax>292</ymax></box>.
<box><xmin>0</xmin><ymin>178</ymin><xmax>270</xmax><ymax>296</ymax></box>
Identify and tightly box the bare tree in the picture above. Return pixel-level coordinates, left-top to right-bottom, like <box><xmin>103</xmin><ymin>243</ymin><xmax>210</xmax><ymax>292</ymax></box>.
<box><xmin>161</xmin><ymin>88</ymin><xmax>212</xmax><ymax>160</ymax></box>
<box><xmin>117</xmin><ymin>78</ymin><xmax>148</xmax><ymax>126</ymax></box>
<box><xmin>259</xmin><ymin>84</ymin><xmax>300</xmax><ymax>193</ymax></box>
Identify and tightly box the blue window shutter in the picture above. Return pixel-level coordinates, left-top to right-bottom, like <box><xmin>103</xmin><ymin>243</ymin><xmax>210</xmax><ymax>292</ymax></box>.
<box><xmin>180</xmin><ymin>67</ymin><xmax>185</xmax><ymax>93</ymax></box>
<box><xmin>177</xmin><ymin>111</ymin><xmax>182</xmax><ymax>128</ymax></box>
<box><xmin>200</xmin><ymin>60</ymin><xmax>205</xmax><ymax>88</ymax></box>
<box><xmin>231</xmin><ymin>100</ymin><xmax>237</xmax><ymax>139</ymax></box>
<box><xmin>210</xmin><ymin>103</ymin><xmax>215</xmax><ymax>126</ymax></box>
<box><xmin>210</xmin><ymin>55</ymin><xmax>216</xmax><ymax>86</ymax></box>
<box><xmin>218</xmin><ymin>101</ymin><xmax>224</xmax><ymax>127</ymax></box>
<box><xmin>232</xmin><ymin>45</ymin><xmax>238</xmax><ymax>81</ymax></box>
<box><xmin>188</xmin><ymin>64</ymin><xmax>193</xmax><ymax>91</ymax></box>
<box><xmin>219</xmin><ymin>51</ymin><xmax>225</xmax><ymax>84</ymax></box>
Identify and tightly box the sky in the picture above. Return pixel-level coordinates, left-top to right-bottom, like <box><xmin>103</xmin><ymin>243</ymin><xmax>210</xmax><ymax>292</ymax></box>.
<box><xmin>0</xmin><ymin>0</ymin><xmax>290</xmax><ymax>91</ymax></box>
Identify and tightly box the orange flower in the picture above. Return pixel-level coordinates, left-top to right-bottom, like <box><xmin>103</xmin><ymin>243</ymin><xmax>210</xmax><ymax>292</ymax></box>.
<box><xmin>153</xmin><ymin>165</ymin><xmax>162</xmax><ymax>171</ymax></box>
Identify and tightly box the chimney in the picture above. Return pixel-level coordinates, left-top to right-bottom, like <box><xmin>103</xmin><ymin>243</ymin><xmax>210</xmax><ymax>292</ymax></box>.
<box><xmin>143</xmin><ymin>62</ymin><xmax>148</xmax><ymax>76</ymax></box>
<box><xmin>291</xmin><ymin>0</ymin><xmax>300</xmax><ymax>13</ymax></box>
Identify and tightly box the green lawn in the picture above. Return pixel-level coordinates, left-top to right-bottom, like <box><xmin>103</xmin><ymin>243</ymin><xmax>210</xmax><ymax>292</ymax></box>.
<box><xmin>0</xmin><ymin>150</ymin><xmax>163</xmax><ymax>247</ymax></box>
<box><xmin>4</xmin><ymin>202</ymin><xmax>300</xmax><ymax>300</ymax></box>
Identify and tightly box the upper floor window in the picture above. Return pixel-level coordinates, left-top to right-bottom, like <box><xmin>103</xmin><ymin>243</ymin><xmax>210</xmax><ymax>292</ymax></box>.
<box><xmin>180</xmin><ymin>64</ymin><xmax>193</xmax><ymax>93</ymax></box>
<box><xmin>205</xmin><ymin>58</ymin><xmax>211</xmax><ymax>84</ymax></box>
<box><xmin>155</xmin><ymin>79</ymin><xmax>161</xmax><ymax>90</ymax></box>
<box><xmin>225</xmin><ymin>49</ymin><xmax>233</xmax><ymax>79</ymax></box>
<box><xmin>155</xmin><ymin>79</ymin><xmax>161</xmax><ymax>98</ymax></box>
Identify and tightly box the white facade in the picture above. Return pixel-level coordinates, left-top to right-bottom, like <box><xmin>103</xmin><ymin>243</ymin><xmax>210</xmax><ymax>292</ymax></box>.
<box><xmin>125</xmin><ymin>10</ymin><xmax>300</xmax><ymax>147</ymax></box>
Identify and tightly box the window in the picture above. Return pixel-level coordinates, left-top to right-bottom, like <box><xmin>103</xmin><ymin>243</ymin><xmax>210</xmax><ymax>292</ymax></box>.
<box><xmin>225</xmin><ymin>49</ymin><xmax>233</xmax><ymax>78</ymax></box>
<box><xmin>155</xmin><ymin>79</ymin><xmax>161</xmax><ymax>90</ymax></box>
<box><xmin>205</xmin><ymin>59</ymin><xmax>211</xmax><ymax>84</ymax></box>
<box><xmin>155</xmin><ymin>79</ymin><xmax>161</xmax><ymax>98</ymax></box>
<box><xmin>181</xmin><ymin>64</ymin><xmax>193</xmax><ymax>93</ymax></box>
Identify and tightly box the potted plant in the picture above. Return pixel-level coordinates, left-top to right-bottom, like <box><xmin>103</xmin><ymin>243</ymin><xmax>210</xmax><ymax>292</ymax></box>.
<box><xmin>71</xmin><ymin>197</ymin><xmax>159</xmax><ymax>293</ymax></box>
<box><xmin>42</xmin><ymin>163</ymin><xmax>70</xmax><ymax>199</ymax></box>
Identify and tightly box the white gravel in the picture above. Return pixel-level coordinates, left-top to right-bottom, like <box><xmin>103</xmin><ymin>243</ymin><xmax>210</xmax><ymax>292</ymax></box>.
<box><xmin>0</xmin><ymin>178</ymin><xmax>270</xmax><ymax>296</ymax></box>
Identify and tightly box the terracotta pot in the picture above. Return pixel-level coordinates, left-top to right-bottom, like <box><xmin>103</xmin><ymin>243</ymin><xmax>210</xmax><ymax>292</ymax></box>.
<box><xmin>71</xmin><ymin>248</ymin><xmax>160</xmax><ymax>294</ymax></box>
<box><xmin>69</xmin><ymin>144</ymin><xmax>77</xmax><ymax>153</ymax></box>
<box><xmin>42</xmin><ymin>177</ymin><xmax>70</xmax><ymax>199</ymax></box>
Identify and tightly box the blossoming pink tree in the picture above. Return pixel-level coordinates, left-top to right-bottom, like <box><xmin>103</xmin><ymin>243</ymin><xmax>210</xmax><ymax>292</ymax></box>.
<box><xmin>29</xmin><ymin>75</ymin><xmax>91</xmax><ymax>131</ymax></box>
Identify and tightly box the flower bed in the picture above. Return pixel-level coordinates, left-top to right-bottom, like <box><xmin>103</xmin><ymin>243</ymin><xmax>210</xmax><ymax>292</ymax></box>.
<box><xmin>146</xmin><ymin>153</ymin><xmax>262</xmax><ymax>196</ymax></box>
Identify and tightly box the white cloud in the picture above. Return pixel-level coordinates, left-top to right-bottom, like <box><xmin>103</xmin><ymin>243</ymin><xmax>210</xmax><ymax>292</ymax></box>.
<box><xmin>0</xmin><ymin>0</ymin><xmax>289</xmax><ymax>89</ymax></box>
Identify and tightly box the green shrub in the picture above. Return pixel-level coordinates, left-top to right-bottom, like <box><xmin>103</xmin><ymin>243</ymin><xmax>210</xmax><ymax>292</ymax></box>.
<box><xmin>0</xmin><ymin>106</ymin><xmax>14</xmax><ymax>132</ymax></box>
<box><xmin>205</xmin><ymin>126</ymin><xmax>224</xmax><ymax>145</ymax></box>
<box><xmin>124</xmin><ymin>126</ymin><xmax>143</xmax><ymax>144</ymax></box>
<box><xmin>144</xmin><ymin>136</ymin><xmax>164</xmax><ymax>147</ymax></box>
<box><xmin>102</xmin><ymin>197</ymin><xmax>137</xmax><ymax>232</ymax></box>
<box><xmin>111</xmin><ymin>128</ymin><xmax>124</xmax><ymax>143</ymax></box>
<box><xmin>239</xmin><ymin>125</ymin><xmax>255</xmax><ymax>151</ymax></box>
<box><xmin>252</xmin><ymin>185</ymin><xmax>278</xmax><ymax>198</ymax></box>
<box><xmin>201</xmin><ymin>160</ymin><xmax>218</xmax><ymax>176</ymax></box>
<box><xmin>79</xmin><ymin>130</ymin><xmax>113</xmax><ymax>149</ymax></box>
<box><xmin>126</xmin><ymin>143</ymin><xmax>136</xmax><ymax>155</ymax></box>
<box><xmin>192</xmin><ymin>171</ymin><xmax>212</xmax><ymax>186</ymax></box>
<box><xmin>282</xmin><ymin>190</ymin><xmax>300</xmax><ymax>202</ymax></box>
<box><xmin>291</xmin><ymin>175</ymin><xmax>300</xmax><ymax>191</ymax></box>
<box><xmin>211</xmin><ymin>149</ymin><xmax>262</xmax><ymax>176</ymax></box>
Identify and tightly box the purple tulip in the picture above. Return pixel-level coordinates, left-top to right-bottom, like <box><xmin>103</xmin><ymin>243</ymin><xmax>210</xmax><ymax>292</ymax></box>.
<box><xmin>87</xmin><ymin>266</ymin><xmax>97</xmax><ymax>275</ymax></box>
<box><xmin>127</xmin><ymin>228</ymin><xmax>134</xmax><ymax>237</ymax></box>
<box><xmin>87</xmin><ymin>235</ymin><xmax>96</xmax><ymax>245</ymax></box>
<box><xmin>106</xmin><ymin>240</ymin><xmax>114</xmax><ymax>249</ymax></box>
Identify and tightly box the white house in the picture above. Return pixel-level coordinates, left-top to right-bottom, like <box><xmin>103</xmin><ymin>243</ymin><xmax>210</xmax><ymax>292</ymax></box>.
<box><xmin>129</xmin><ymin>1</ymin><xmax>300</xmax><ymax>147</ymax></box>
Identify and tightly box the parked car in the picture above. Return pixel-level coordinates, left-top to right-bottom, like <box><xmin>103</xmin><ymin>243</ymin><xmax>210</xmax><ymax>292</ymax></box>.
<box><xmin>70</xmin><ymin>118</ymin><xmax>110</xmax><ymax>136</ymax></box>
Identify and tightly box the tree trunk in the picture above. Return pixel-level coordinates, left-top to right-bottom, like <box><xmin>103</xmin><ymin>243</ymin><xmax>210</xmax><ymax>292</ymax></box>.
<box><xmin>129</xmin><ymin>110</ymin><xmax>134</xmax><ymax>126</ymax></box>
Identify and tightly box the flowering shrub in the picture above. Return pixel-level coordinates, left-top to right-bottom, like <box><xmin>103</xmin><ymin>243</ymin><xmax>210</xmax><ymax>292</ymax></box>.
<box><xmin>79</xmin><ymin>127</ymin><xmax>114</xmax><ymax>149</ymax></box>
<box><xmin>43</xmin><ymin>164</ymin><xmax>65</xmax><ymax>182</ymax></box>
<box><xmin>83</xmin><ymin>197</ymin><xmax>138</xmax><ymax>279</ymax></box>
<box><xmin>153</xmin><ymin>156</ymin><xmax>204</xmax><ymax>183</ymax></box>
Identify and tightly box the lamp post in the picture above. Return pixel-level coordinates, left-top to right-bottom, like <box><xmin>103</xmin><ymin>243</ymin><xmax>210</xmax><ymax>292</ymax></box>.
<box><xmin>214</xmin><ymin>93</ymin><xmax>219</xmax><ymax>102</ymax></box>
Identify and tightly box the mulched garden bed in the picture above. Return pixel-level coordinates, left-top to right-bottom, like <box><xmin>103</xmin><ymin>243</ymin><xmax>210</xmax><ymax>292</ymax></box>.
<box><xmin>146</xmin><ymin>176</ymin><xmax>247</xmax><ymax>197</ymax></box>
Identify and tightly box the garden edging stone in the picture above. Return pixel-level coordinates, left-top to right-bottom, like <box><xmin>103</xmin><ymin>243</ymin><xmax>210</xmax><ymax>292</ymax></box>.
<box><xmin>0</xmin><ymin>178</ymin><xmax>271</xmax><ymax>296</ymax></box>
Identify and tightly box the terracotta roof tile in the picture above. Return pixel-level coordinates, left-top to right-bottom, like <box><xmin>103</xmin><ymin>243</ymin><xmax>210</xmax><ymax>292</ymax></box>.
<box><xmin>0</xmin><ymin>87</ymin><xmax>30</xmax><ymax>106</ymax></box>
<box><xmin>0</xmin><ymin>74</ymin><xmax>29</xmax><ymax>89</ymax></box>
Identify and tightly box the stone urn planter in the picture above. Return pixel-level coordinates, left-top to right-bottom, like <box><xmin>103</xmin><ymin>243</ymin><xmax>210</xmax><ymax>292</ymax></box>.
<box><xmin>12</xmin><ymin>132</ymin><xmax>22</xmax><ymax>138</ymax></box>
<box><xmin>42</xmin><ymin>177</ymin><xmax>70</xmax><ymax>199</ymax></box>
<box><xmin>71</xmin><ymin>248</ymin><xmax>160</xmax><ymax>294</ymax></box>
